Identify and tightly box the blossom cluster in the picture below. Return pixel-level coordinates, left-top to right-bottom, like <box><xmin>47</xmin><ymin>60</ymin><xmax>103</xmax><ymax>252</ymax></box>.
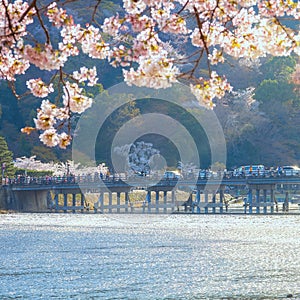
<box><xmin>26</xmin><ymin>79</ymin><xmax>54</xmax><ymax>98</ymax></box>
<box><xmin>22</xmin><ymin>119</ymin><xmax>70</xmax><ymax>150</ymax></box>
<box><xmin>30</xmin><ymin>100</ymin><xmax>71</xmax><ymax>148</ymax></box>
<box><xmin>0</xmin><ymin>0</ymin><xmax>34</xmax><ymax>80</ymax></box>
<box><xmin>190</xmin><ymin>72</ymin><xmax>233</xmax><ymax>108</ymax></box>
<box><xmin>23</xmin><ymin>44</ymin><xmax>67</xmax><ymax>71</ymax></box>
<box><xmin>114</xmin><ymin>141</ymin><xmax>160</xmax><ymax>174</ymax></box>
<box><xmin>123</xmin><ymin>51</ymin><xmax>179</xmax><ymax>89</ymax></box>
<box><xmin>1</xmin><ymin>0</ymin><xmax>300</xmax><ymax>148</ymax></box>
<box><xmin>100</xmin><ymin>0</ymin><xmax>300</xmax><ymax>105</ymax></box>
<box><xmin>72</xmin><ymin>67</ymin><xmax>98</xmax><ymax>86</ymax></box>
<box><xmin>62</xmin><ymin>82</ymin><xmax>93</xmax><ymax>114</ymax></box>
<box><xmin>14</xmin><ymin>156</ymin><xmax>108</xmax><ymax>177</ymax></box>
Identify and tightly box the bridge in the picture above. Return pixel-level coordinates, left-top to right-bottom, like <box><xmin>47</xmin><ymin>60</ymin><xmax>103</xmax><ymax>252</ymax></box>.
<box><xmin>1</xmin><ymin>175</ymin><xmax>300</xmax><ymax>214</ymax></box>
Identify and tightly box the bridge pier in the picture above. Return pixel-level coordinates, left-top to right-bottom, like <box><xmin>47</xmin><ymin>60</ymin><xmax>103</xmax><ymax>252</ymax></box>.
<box><xmin>53</xmin><ymin>191</ymin><xmax>85</xmax><ymax>213</ymax></box>
<box><xmin>196</xmin><ymin>190</ymin><xmax>201</xmax><ymax>213</ymax></box>
<box><xmin>155</xmin><ymin>191</ymin><xmax>159</xmax><ymax>213</ymax></box>
<box><xmin>248</xmin><ymin>189</ymin><xmax>253</xmax><ymax>214</ymax></box>
<box><xmin>108</xmin><ymin>192</ymin><xmax>112</xmax><ymax>213</ymax></box>
<box><xmin>284</xmin><ymin>191</ymin><xmax>289</xmax><ymax>212</ymax></box>
<box><xmin>172</xmin><ymin>190</ymin><xmax>176</xmax><ymax>211</ymax></box>
<box><xmin>212</xmin><ymin>193</ymin><xmax>216</xmax><ymax>214</ymax></box>
<box><xmin>3</xmin><ymin>188</ymin><xmax>49</xmax><ymax>211</ymax></box>
<box><xmin>54</xmin><ymin>193</ymin><xmax>58</xmax><ymax>212</ymax></box>
<box><xmin>204</xmin><ymin>190</ymin><xmax>209</xmax><ymax>214</ymax></box>
<box><xmin>63</xmin><ymin>194</ymin><xmax>67</xmax><ymax>213</ymax></box>
<box><xmin>263</xmin><ymin>189</ymin><xmax>267</xmax><ymax>214</ymax></box>
<box><xmin>72</xmin><ymin>193</ymin><xmax>76</xmax><ymax>213</ymax></box>
<box><xmin>256</xmin><ymin>189</ymin><xmax>260</xmax><ymax>214</ymax></box>
<box><xmin>117</xmin><ymin>192</ymin><xmax>121</xmax><ymax>213</ymax></box>
<box><xmin>147</xmin><ymin>191</ymin><xmax>151</xmax><ymax>213</ymax></box>
<box><xmin>94</xmin><ymin>188</ymin><xmax>132</xmax><ymax>213</ymax></box>
<box><xmin>143</xmin><ymin>187</ymin><xmax>176</xmax><ymax>214</ymax></box>
<box><xmin>163</xmin><ymin>191</ymin><xmax>167</xmax><ymax>213</ymax></box>
<box><xmin>94</xmin><ymin>189</ymin><xmax>176</xmax><ymax>214</ymax></box>
<box><xmin>219</xmin><ymin>189</ymin><xmax>224</xmax><ymax>213</ymax></box>
<box><xmin>270</xmin><ymin>189</ymin><xmax>275</xmax><ymax>213</ymax></box>
<box><xmin>94</xmin><ymin>192</ymin><xmax>103</xmax><ymax>213</ymax></box>
<box><xmin>81</xmin><ymin>193</ymin><xmax>85</xmax><ymax>212</ymax></box>
<box><xmin>191</xmin><ymin>187</ymin><xmax>224</xmax><ymax>214</ymax></box>
<box><xmin>246</xmin><ymin>184</ymin><xmax>276</xmax><ymax>214</ymax></box>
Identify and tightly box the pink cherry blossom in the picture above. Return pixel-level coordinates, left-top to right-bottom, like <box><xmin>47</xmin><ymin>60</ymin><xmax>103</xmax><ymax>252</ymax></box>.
<box><xmin>1</xmin><ymin>0</ymin><xmax>299</xmax><ymax>148</ymax></box>
<box><xmin>190</xmin><ymin>72</ymin><xmax>232</xmax><ymax>109</ymax></box>
<box><xmin>58</xmin><ymin>132</ymin><xmax>72</xmax><ymax>149</ymax></box>
<box><xmin>39</xmin><ymin>128</ymin><xmax>60</xmax><ymax>147</ymax></box>
<box><xmin>102</xmin><ymin>15</ymin><xmax>122</xmax><ymax>36</ymax></box>
<box><xmin>47</xmin><ymin>2</ymin><xmax>73</xmax><ymax>28</ymax></box>
<box><xmin>123</xmin><ymin>52</ymin><xmax>179</xmax><ymax>89</ymax></box>
<box><xmin>23</xmin><ymin>44</ymin><xmax>67</xmax><ymax>71</ymax></box>
<box><xmin>72</xmin><ymin>67</ymin><xmax>98</xmax><ymax>86</ymax></box>
<box><xmin>34</xmin><ymin>100</ymin><xmax>57</xmax><ymax>130</ymax></box>
<box><xmin>26</xmin><ymin>79</ymin><xmax>54</xmax><ymax>98</ymax></box>
<box><xmin>63</xmin><ymin>82</ymin><xmax>93</xmax><ymax>113</ymax></box>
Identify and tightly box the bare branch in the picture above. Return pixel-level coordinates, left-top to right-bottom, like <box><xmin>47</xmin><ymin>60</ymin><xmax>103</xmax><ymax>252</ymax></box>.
<box><xmin>2</xmin><ymin>0</ymin><xmax>17</xmax><ymax>43</ymax></box>
<box><xmin>34</xmin><ymin>2</ymin><xmax>50</xmax><ymax>44</ymax></box>
<box><xmin>193</xmin><ymin>6</ymin><xmax>211</xmax><ymax>76</ymax></box>
<box><xmin>19</xmin><ymin>0</ymin><xmax>36</xmax><ymax>23</ymax></box>
<box><xmin>91</xmin><ymin>0</ymin><xmax>102</xmax><ymax>23</ymax></box>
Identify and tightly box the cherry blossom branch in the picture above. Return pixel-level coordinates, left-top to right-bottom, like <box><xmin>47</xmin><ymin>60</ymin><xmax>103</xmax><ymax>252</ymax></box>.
<box><xmin>177</xmin><ymin>0</ymin><xmax>190</xmax><ymax>15</ymax></box>
<box><xmin>193</xmin><ymin>6</ymin><xmax>211</xmax><ymax>76</ymax></box>
<box><xmin>2</xmin><ymin>0</ymin><xmax>300</xmax><ymax>147</ymax></box>
<box><xmin>18</xmin><ymin>0</ymin><xmax>36</xmax><ymax>23</ymax></box>
<box><xmin>33</xmin><ymin>2</ymin><xmax>50</xmax><ymax>44</ymax></box>
<box><xmin>91</xmin><ymin>0</ymin><xmax>102</xmax><ymax>23</ymax></box>
<box><xmin>2</xmin><ymin>0</ymin><xmax>17</xmax><ymax>43</ymax></box>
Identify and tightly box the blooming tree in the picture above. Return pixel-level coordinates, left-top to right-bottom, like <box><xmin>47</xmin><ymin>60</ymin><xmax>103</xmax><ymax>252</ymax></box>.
<box><xmin>114</xmin><ymin>141</ymin><xmax>160</xmax><ymax>175</ymax></box>
<box><xmin>1</xmin><ymin>0</ymin><xmax>300</xmax><ymax>148</ymax></box>
<box><xmin>14</xmin><ymin>155</ymin><xmax>55</xmax><ymax>174</ymax></box>
<box><xmin>14</xmin><ymin>156</ymin><xmax>109</xmax><ymax>176</ymax></box>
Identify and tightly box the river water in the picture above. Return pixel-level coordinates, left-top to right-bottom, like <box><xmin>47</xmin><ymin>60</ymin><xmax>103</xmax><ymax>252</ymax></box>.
<box><xmin>0</xmin><ymin>213</ymin><xmax>299</xmax><ymax>299</ymax></box>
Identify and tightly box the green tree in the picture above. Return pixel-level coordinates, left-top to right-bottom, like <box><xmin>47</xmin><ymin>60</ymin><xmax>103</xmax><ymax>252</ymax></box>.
<box><xmin>0</xmin><ymin>136</ymin><xmax>15</xmax><ymax>178</ymax></box>
<box><xmin>254</xmin><ymin>78</ymin><xmax>295</xmax><ymax>104</ymax></box>
<box><xmin>31</xmin><ymin>146</ymin><xmax>58</xmax><ymax>163</ymax></box>
<box><xmin>259</xmin><ymin>56</ymin><xmax>297</xmax><ymax>81</ymax></box>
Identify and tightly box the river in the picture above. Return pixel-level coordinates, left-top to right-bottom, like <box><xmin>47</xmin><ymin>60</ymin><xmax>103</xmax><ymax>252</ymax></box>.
<box><xmin>0</xmin><ymin>213</ymin><xmax>299</xmax><ymax>299</ymax></box>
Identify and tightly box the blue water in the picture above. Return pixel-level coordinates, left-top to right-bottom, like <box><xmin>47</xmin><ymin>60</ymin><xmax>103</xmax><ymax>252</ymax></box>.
<box><xmin>0</xmin><ymin>213</ymin><xmax>299</xmax><ymax>299</ymax></box>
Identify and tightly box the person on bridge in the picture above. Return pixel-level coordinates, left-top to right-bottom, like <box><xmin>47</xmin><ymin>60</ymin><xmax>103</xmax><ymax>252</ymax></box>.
<box><xmin>277</xmin><ymin>166</ymin><xmax>283</xmax><ymax>176</ymax></box>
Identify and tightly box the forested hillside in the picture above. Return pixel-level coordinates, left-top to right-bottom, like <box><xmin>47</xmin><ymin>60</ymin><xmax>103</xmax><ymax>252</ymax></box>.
<box><xmin>0</xmin><ymin>1</ymin><xmax>299</xmax><ymax>169</ymax></box>
<box><xmin>1</xmin><ymin>53</ymin><xmax>299</xmax><ymax>168</ymax></box>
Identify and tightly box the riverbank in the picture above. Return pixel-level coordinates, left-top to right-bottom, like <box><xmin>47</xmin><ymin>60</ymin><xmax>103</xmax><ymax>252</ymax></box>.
<box><xmin>0</xmin><ymin>209</ymin><xmax>14</xmax><ymax>214</ymax></box>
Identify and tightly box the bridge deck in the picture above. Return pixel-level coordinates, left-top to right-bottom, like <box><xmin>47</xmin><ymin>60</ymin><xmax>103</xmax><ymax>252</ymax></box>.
<box><xmin>4</xmin><ymin>176</ymin><xmax>300</xmax><ymax>191</ymax></box>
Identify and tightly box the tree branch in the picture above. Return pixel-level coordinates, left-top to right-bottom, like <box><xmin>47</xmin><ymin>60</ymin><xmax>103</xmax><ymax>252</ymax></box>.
<box><xmin>193</xmin><ymin>6</ymin><xmax>211</xmax><ymax>76</ymax></box>
<box><xmin>19</xmin><ymin>0</ymin><xmax>37</xmax><ymax>23</ymax></box>
<box><xmin>34</xmin><ymin>2</ymin><xmax>50</xmax><ymax>44</ymax></box>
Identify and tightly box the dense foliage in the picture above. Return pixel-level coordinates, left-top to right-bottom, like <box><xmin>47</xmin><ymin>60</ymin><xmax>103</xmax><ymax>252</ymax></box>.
<box><xmin>1</xmin><ymin>1</ymin><xmax>300</xmax><ymax>168</ymax></box>
<box><xmin>0</xmin><ymin>136</ymin><xmax>15</xmax><ymax>177</ymax></box>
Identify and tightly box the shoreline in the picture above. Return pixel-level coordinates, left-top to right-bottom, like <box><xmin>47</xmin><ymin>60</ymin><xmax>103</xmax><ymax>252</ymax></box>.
<box><xmin>1</xmin><ymin>209</ymin><xmax>300</xmax><ymax>216</ymax></box>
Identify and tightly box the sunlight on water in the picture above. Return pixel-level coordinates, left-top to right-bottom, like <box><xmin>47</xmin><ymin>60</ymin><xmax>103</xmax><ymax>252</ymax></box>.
<box><xmin>0</xmin><ymin>213</ymin><xmax>299</xmax><ymax>299</ymax></box>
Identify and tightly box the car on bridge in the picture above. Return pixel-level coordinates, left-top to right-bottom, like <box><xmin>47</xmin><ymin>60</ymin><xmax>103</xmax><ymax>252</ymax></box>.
<box><xmin>163</xmin><ymin>171</ymin><xmax>182</xmax><ymax>180</ymax></box>
<box><xmin>233</xmin><ymin>165</ymin><xmax>265</xmax><ymax>177</ymax></box>
<box><xmin>281</xmin><ymin>166</ymin><xmax>300</xmax><ymax>176</ymax></box>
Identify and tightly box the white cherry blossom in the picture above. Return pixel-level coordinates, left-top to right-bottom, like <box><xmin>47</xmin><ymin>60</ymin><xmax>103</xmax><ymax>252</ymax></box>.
<box><xmin>63</xmin><ymin>82</ymin><xmax>93</xmax><ymax>113</ymax></box>
<box><xmin>26</xmin><ymin>79</ymin><xmax>54</xmax><ymax>98</ymax></box>
<box><xmin>0</xmin><ymin>0</ymin><xmax>300</xmax><ymax>147</ymax></box>
<box><xmin>39</xmin><ymin>128</ymin><xmax>60</xmax><ymax>147</ymax></box>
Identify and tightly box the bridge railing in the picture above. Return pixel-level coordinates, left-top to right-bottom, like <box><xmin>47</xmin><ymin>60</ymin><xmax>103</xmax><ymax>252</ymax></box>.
<box><xmin>3</xmin><ymin>169</ymin><xmax>300</xmax><ymax>187</ymax></box>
